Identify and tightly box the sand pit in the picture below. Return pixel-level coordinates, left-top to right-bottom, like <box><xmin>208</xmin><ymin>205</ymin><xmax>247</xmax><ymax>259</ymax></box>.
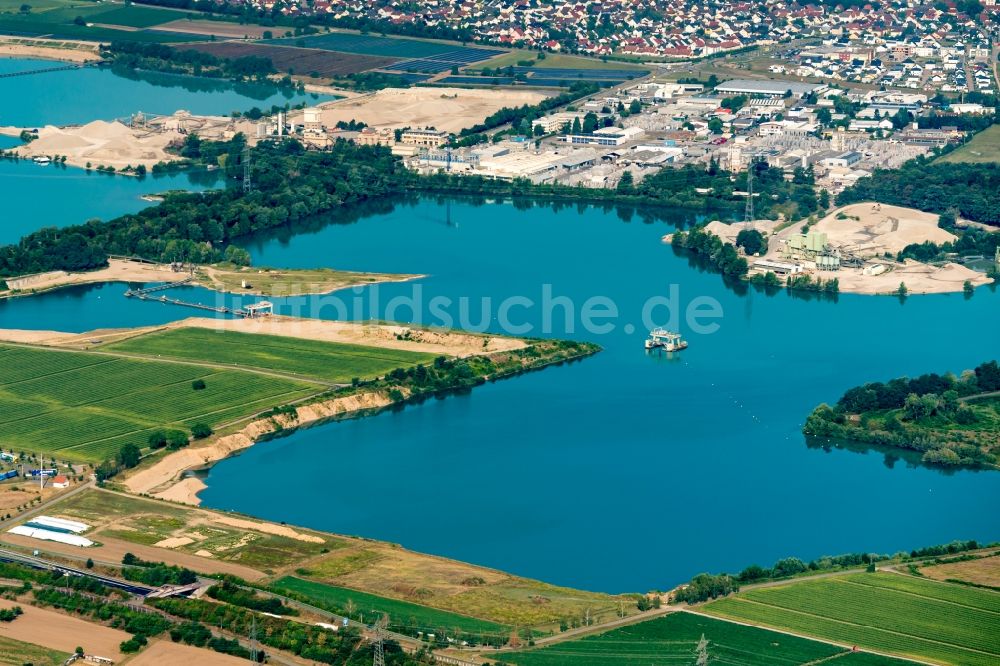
<box><xmin>213</xmin><ymin>516</ymin><xmax>324</xmax><ymax>543</ymax></box>
<box><xmin>130</xmin><ymin>639</ymin><xmax>250</xmax><ymax>665</ymax></box>
<box><xmin>154</xmin><ymin>535</ymin><xmax>194</xmax><ymax>548</ymax></box>
<box><xmin>5</xmin><ymin>120</ymin><xmax>184</xmax><ymax>171</ymax></box>
<box><xmin>808</xmin><ymin>203</ymin><xmax>957</xmax><ymax>255</ymax></box>
<box><xmin>153</xmin><ymin>476</ymin><xmax>208</xmax><ymax>505</ymax></box>
<box><xmin>0</xmin><ymin>598</ymin><xmax>128</xmax><ymax>661</ymax></box>
<box><xmin>738</xmin><ymin>203</ymin><xmax>996</xmax><ymax>295</ymax></box>
<box><xmin>314</xmin><ymin>86</ymin><xmax>549</xmax><ymax>133</ymax></box>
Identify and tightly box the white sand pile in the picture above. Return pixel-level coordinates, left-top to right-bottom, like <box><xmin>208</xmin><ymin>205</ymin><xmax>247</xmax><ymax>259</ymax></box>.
<box><xmin>13</xmin><ymin>120</ymin><xmax>184</xmax><ymax>170</ymax></box>
<box><xmin>809</xmin><ymin>203</ymin><xmax>956</xmax><ymax>255</ymax></box>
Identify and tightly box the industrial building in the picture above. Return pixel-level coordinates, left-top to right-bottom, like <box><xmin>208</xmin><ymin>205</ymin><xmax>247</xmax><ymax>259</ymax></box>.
<box><xmin>715</xmin><ymin>79</ymin><xmax>826</xmax><ymax>99</ymax></box>
<box><xmin>400</xmin><ymin>127</ymin><xmax>449</xmax><ymax>148</ymax></box>
<box><xmin>564</xmin><ymin>126</ymin><xmax>644</xmax><ymax>147</ymax></box>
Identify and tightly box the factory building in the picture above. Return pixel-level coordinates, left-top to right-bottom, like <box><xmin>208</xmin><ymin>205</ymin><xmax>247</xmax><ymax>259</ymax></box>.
<box><xmin>714</xmin><ymin>79</ymin><xmax>826</xmax><ymax>99</ymax></box>
<box><xmin>400</xmin><ymin>128</ymin><xmax>449</xmax><ymax>148</ymax></box>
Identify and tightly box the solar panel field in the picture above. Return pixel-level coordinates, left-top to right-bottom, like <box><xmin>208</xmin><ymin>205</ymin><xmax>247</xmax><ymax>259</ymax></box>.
<box><xmin>495</xmin><ymin>612</ymin><xmax>911</xmax><ymax>666</ymax></box>
<box><xmin>701</xmin><ymin>573</ymin><xmax>1000</xmax><ymax>666</ymax></box>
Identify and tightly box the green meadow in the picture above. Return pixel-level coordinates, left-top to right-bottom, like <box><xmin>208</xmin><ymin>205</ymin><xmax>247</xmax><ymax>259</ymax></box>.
<box><xmin>107</xmin><ymin>327</ymin><xmax>437</xmax><ymax>384</ymax></box>
<box><xmin>702</xmin><ymin>573</ymin><xmax>1000</xmax><ymax>666</ymax></box>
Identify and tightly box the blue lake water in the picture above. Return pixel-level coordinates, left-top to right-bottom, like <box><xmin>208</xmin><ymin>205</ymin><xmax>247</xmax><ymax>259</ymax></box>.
<box><xmin>0</xmin><ymin>157</ymin><xmax>222</xmax><ymax>244</ymax></box>
<box><xmin>2</xmin><ymin>195</ymin><xmax>997</xmax><ymax>593</ymax></box>
<box><xmin>0</xmin><ymin>58</ymin><xmax>334</xmax><ymax>126</ymax></box>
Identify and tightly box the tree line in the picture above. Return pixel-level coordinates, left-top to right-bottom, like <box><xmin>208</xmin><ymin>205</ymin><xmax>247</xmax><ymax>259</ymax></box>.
<box><xmin>803</xmin><ymin>360</ymin><xmax>1000</xmax><ymax>467</ymax></box>
<box><xmin>105</xmin><ymin>41</ymin><xmax>276</xmax><ymax>83</ymax></box>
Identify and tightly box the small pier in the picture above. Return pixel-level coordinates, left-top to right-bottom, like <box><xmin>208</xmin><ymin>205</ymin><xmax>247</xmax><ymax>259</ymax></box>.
<box><xmin>0</xmin><ymin>63</ymin><xmax>90</xmax><ymax>79</ymax></box>
<box><xmin>124</xmin><ymin>278</ymin><xmax>273</xmax><ymax>319</ymax></box>
<box><xmin>123</xmin><ymin>276</ymin><xmax>195</xmax><ymax>297</ymax></box>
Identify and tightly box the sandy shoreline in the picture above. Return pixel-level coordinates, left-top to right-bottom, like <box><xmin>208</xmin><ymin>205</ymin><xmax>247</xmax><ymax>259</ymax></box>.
<box><xmin>124</xmin><ymin>389</ymin><xmax>398</xmax><ymax>504</ymax></box>
<box><xmin>0</xmin><ymin>40</ymin><xmax>100</xmax><ymax>64</ymax></box>
<box><xmin>0</xmin><ymin>258</ymin><xmax>422</xmax><ymax>301</ymax></box>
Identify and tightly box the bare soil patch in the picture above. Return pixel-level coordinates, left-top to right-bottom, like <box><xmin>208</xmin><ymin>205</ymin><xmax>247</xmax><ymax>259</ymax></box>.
<box><xmin>313</xmin><ymin>86</ymin><xmax>548</xmax><ymax>133</ymax></box>
<box><xmin>129</xmin><ymin>639</ymin><xmax>249</xmax><ymax>665</ymax></box>
<box><xmin>920</xmin><ymin>554</ymin><xmax>1000</xmax><ymax>588</ymax></box>
<box><xmin>0</xmin><ymin>599</ymin><xmax>128</xmax><ymax>661</ymax></box>
<box><xmin>154</xmin><ymin>19</ymin><xmax>274</xmax><ymax>39</ymax></box>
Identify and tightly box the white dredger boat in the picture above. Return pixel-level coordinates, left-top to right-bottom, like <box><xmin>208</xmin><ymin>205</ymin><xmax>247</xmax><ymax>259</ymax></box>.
<box><xmin>645</xmin><ymin>328</ymin><xmax>688</xmax><ymax>351</ymax></box>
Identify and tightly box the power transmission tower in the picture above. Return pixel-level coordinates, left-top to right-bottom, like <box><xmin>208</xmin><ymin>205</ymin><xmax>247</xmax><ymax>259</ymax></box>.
<box><xmin>695</xmin><ymin>633</ymin><xmax>710</xmax><ymax>666</ymax></box>
<box><xmin>373</xmin><ymin>615</ymin><xmax>388</xmax><ymax>666</ymax></box>
<box><xmin>249</xmin><ymin>615</ymin><xmax>258</xmax><ymax>663</ymax></box>
<box><xmin>242</xmin><ymin>145</ymin><xmax>252</xmax><ymax>194</ymax></box>
<box><xmin>744</xmin><ymin>159</ymin><xmax>755</xmax><ymax>231</ymax></box>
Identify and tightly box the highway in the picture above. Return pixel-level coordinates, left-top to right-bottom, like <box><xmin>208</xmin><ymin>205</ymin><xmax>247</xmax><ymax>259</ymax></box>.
<box><xmin>0</xmin><ymin>546</ymin><xmax>152</xmax><ymax>595</ymax></box>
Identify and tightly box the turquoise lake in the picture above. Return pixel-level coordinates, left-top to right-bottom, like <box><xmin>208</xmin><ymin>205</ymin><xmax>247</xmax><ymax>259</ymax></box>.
<box><xmin>0</xmin><ymin>155</ymin><xmax>221</xmax><ymax>244</ymax></box>
<box><xmin>0</xmin><ymin>58</ymin><xmax>333</xmax><ymax>127</ymax></box>
<box><xmin>1</xmin><ymin>194</ymin><xmax>997</xmax><ymax>593</ymax></box>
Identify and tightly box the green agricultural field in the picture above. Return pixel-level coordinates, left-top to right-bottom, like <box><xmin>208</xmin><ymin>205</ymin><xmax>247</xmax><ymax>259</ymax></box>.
<box><xmin>0</xmin><ymin>635</ymin><xmax>67</xmax><ymax>666</ymax></box>
<box><xmin>702</xmin><ymin>573</ymin><xmax>1000</xmax><ymax>666</ymax></box>
<box><xmin>90</xmin><ymin>4</ymin><xmax>180</xmax><ymax>28</ymax></box>
<box><xmin>494</xmin><ymin>611</ymin><xmax>905</xmax><ymax>666</ymax></box>
<box><xmin>0</xmin><ymin>15</ymin><xmax>203</xmax><ymax>41</ymax></box>
<box><xmin>0</xmin><ymin>344</ymin><xmax>319</xmax><ymax>462</ymax></box>
<box><xmin>107</xmin><ymin>328</ymin><xmax>437</xmax><ymax>384</ymax></box>
<box><xmin>273</xmin><ymin>576</ymin><xmax>508</xmax><ymax>637</ymax></box>
<box><xmin>939</xmin><ymin>126</ymin><xmax>1000</xmax><ymax>164</ymax></box>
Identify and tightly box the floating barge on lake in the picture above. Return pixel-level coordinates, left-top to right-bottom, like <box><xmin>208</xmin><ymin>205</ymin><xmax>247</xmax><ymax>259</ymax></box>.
<box><xmin>645</xmin><ymin>328</ymin><xmax>688</xmax><ymax>351</ymax></box>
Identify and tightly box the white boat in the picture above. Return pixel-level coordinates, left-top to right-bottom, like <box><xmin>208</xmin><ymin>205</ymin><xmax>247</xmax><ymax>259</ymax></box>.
<box><xmin>32</xmin><ymin>156</ymin><xmax>51</xmax><ymax>165</ymax></box>
<box><xmin>645</xmin><ymin>328</ymin><xmax>688</xmax><ymax>352</ymax></box>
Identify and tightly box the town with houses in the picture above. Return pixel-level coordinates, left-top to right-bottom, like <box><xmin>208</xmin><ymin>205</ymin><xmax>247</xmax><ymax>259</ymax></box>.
<box><xmin>234</xmin><ymin>0</ymin><xmax>997</xmax><ymax>60</ymax></box>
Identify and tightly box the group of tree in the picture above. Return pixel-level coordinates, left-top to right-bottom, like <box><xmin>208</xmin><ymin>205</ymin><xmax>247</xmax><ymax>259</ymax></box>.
<box><xmin>104</xmin><ymin>41</ymin><xmax>276</xmax><ymax>83</ymax></box>
<box><xmin>207</xmin><ymin>579</ymin><xmax>297</xmax><ymax>615</ymax></box>
<box><xmin>0</xmin><ymin>137</ymin><xmax>404</xmax><ymax>277</ymax></box>
<box><xmin>803</xmin><ymin>360</ymin><xmax>999</xmax><ymax>467</ymax></box>
<box><xmin>671</xmin><ymin>227</ymin><xmax>749</xmax><ymax>278</ymax></box>
<box><xmin>835</xmin><ymin>361</ymin><xmax>999</xmax><ymax>414</ymax></box>
<box><xmin>673</xmin><ymin>573</ymin><xmax>739</xmax><ymax>604</ymax></box>
<box><xmin>122</xmin><ymin>552</ymin><xmax>199</xmax><ymax>586</ymax></box>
